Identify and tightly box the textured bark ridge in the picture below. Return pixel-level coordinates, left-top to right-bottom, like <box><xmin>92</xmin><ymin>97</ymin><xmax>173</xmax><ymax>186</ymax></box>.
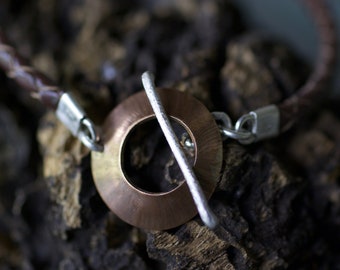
<box><xmin>0</xmin><ymin>0</ymin><xmax>339</xmax><ymax>269</ymax></box>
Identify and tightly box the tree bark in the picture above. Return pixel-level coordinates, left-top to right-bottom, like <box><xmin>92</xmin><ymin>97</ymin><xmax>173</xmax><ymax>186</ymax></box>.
<box><xmin>0</xmin><ymin>0</ymin><xmax>339</xmax><ymax>269</ymax></box>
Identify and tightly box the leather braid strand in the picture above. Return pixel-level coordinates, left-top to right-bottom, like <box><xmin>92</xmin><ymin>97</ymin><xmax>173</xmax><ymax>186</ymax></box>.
<box><xmin>0</xmin><ymin>0</ymin><xmax>337</xmax><ymax>131</ymax></box>
<box><xmin>0</xmin><ymin>31</ymin><xmax>62</xmax><ymax>110</ymax></box>
<box><xmin>278</xmin><ymin>0</ymin><xmax>337</xmax><ymax>131</ymax></box>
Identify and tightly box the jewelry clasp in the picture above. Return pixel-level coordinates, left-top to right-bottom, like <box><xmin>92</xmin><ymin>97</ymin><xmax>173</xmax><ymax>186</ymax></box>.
<box><xmin>213</xmin><ymin>105</ymin><xmax>280</xmax><ymax>144</ymax></box>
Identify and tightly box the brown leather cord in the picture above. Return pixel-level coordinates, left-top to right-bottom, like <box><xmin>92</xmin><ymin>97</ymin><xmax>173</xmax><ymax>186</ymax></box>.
<box><xmin>279</xmin><ymin>0</ymin><xmax>337</xmax><ymax>131</ymax></box>
<box><xmin>0</xmin><ymin>0</ymin><xmax>337</xmax><ymax>132</ymax></box>
<box><xmin>0</xmin><ymin>32</ymin><xmax>63</xmax><ymax>110</ymax></box>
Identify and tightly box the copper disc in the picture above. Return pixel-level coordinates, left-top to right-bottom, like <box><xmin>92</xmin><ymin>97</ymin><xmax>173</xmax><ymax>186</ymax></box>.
<box><xmin>91</xmin><ymin>88</ymin><xmax>222</xmax><ymax>230</ymax></box>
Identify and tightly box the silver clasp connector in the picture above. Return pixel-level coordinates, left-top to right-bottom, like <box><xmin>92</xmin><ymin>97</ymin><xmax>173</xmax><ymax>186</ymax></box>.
<box><xmin>213</xmin><ymin>105</ymin><xmax>280</xmax><ymax>144</ymax></box>
<box><xmin>56</xmin><ymin>93</ymin><xmax>103</xmax><ymax>152</ymax></box>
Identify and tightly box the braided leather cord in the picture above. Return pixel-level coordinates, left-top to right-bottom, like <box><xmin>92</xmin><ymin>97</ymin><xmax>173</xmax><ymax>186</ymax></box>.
<box><xmin>279</xmin><ymin>0</ymin><xmax>337</xmax><ymax>131</ymax></box>
<box><xmin>0</xmin><ymin>31</ymin><xmax>63</xmax><ymax>110</ymax></box>
<box><xmin>0</xmin><ymin>0</ymin><xmax>337</xmax><ymax>131</ymax></box>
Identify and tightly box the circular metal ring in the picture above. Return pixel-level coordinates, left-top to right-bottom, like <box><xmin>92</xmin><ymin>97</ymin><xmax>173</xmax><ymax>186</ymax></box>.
<box><xmin>91</xmin><ymin>88</ymin><xmax>222</xmax><ymax>230</ymax></box>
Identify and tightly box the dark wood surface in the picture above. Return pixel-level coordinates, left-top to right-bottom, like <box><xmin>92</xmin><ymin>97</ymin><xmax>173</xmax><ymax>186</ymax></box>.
<box><xmin>0</xmin><ymin>0</ymin><xmax>339</xmax><ymax>269</ymax></box>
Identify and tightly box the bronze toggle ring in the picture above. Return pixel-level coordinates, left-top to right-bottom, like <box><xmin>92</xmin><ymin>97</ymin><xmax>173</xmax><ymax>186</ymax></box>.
<box><xmin>91</xmin><ymin>88</ymin><xmax>222</xmax><ymax>230</ymax></box>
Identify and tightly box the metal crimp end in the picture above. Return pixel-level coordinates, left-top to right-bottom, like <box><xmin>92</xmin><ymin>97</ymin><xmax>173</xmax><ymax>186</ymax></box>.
<box><xmin>249</xmin><ymin>105</ymin><xmax>280</xmax><ymax>142</ymax></box>
<box><xmin>56</xmin><ymin>93</ymin><xmax>104</xmax><ymax>152</ymax></box>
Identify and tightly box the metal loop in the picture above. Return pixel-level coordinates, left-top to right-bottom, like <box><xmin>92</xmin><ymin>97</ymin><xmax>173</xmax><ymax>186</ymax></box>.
<box><xmin>212</xmin><ymin>111</ymin><xmax>256</xmax><ymax>144</ymax></box>
<box><xmin>221</xmin><ymin>127</ymin><xmax>254</xmax><ymax>141</ymax></box>
<box><xmin>235</xmin><ymin>114</ymin><xmax>255</xmax><ymax>132</ymax></box>
<box><xmin>211</xmin><ymin>111</ymin><xmax>232</xmax><ymax>129</ymax></box>
<box><xmin>234</xmin><ymin>114</ymin><xmax>256</xmax><ymax>144</ymax></box>
<box><xmin>79</xmin><ymin>118</ymin><xmax>104</xmax><ymax>152</ymax></box>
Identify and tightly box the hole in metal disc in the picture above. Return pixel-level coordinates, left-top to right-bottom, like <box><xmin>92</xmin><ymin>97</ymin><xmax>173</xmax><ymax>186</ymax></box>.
<box><xmin>122</xmin><ymin>117</ymin><xmax>195</xmax><ymax>193</ymax></box>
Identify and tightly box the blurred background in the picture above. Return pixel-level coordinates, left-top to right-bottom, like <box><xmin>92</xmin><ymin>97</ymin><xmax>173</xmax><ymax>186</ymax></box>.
<box><xmin>0</xmin><ymin>0</ymin><xmax>339</xmax><ymax>269</ymax></box>
<box><xmin>234</xmin><ymin>0</ymin><xmax>340</xmax><ymax>95</ymax></box>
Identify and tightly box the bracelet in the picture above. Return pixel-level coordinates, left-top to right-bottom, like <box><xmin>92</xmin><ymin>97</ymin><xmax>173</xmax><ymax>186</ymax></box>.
<box><xmin>0</xmin><ymin>0</ymin><xmax>336</xmax><ymax>230</ymax></box>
